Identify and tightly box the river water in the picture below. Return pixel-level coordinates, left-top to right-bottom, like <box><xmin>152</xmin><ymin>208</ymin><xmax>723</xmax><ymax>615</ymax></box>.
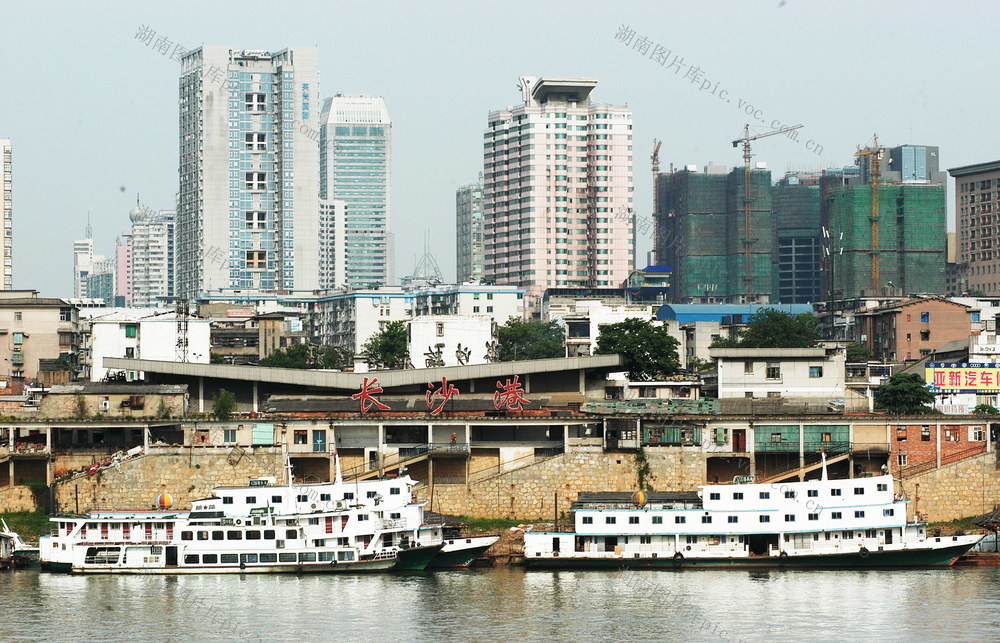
<box><xmin>2</xmin><ymin>566</ymin><xmax>998</xmax><ymax>641</ymax></box>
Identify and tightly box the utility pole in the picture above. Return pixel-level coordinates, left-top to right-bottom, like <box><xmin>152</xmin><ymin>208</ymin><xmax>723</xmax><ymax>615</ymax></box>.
<box><xmin>731</xmin><ymin>124</ymin><xmax>802</xmax><ymax>303</ymax></box>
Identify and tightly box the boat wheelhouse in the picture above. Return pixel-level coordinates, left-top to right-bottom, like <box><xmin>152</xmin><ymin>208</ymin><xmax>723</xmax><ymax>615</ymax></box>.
<box><xmin>524</xmin><ymin>474</ymin><xmax>982</xmax><ymax>568</ymax></box>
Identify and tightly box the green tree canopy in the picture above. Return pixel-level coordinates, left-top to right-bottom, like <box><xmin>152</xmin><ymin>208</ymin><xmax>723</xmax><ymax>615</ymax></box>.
<box><xmin>711</xmin><ymin>308</ymin><xmax>821</xmax><ymax>349</ymax></box>
<box><xmin>594</xmin><ymin>317</ymin><xmax>681</xmax><ymax>381</ymax></box>
<box><xmin>874</xmin><ymin>373</ymin><xmax>936</xmax><ymax>414</ymax></box>
<box><xmin>361</xmin><ymin>320</ymin><xmax>409</xmax><ymax>369</ymax></box>
<box><xmin>211</xmin><ymin>388</ymin><xmax>237</xmax><ymax>421</ymax></box>
<box><xmin>846</xmin><ymin>343</ymin><xmax>871</xmax><ymax>362</ymax></box>
<box><xmin>496</xmin><ymin>318</ymin><xmax>566</xmax><ymax>361</ymax></box>
<box><xmin>259</xmin><ymin>343</ymin><xmax>350</xmax><ymax>369</ymax></box>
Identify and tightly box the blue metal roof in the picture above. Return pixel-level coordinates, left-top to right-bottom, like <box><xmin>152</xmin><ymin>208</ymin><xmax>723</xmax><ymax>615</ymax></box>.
<box><xmin>656</xmin><ymin>303</ymin><xmax>814</xmax><ymax>322</ymax></box>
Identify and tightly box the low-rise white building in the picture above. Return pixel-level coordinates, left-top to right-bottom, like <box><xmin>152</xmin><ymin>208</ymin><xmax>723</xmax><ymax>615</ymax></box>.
<box><xmin>88</xmin><ymin>311</ymin><xmax>211</xmax><ymax>381</ymax></box>
<box><xmin>409</xmin><ymin>283</ymin><xmax>523</xmax><ymax>323</ymax></box>
<box><xmin>407</xmin><ymin>315</ymin><xmax>494</xmax><ymax>368</ymax></box>
<box><xmin>710</xmin><ymin>343</ymin><xmax>847</xmax><ymax>401</ymax></box>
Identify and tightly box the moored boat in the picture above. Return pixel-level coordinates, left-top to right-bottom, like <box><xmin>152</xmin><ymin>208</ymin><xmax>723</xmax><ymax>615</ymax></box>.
<box><xmin>428</xmin><ymin>533</ymin><xmax>501</xmax><ymax>569</ymax></box>
<box><xmin>524</xmin><ymin>472</ymin><xmax>983</xmax><ymax>569</ymax></box>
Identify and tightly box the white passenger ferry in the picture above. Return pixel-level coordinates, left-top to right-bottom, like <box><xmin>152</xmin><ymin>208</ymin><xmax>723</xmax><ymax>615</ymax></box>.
<box><xmin>525</xmin><ymin>471</ymin><xmax>983</xmax><ymax>568</ymax></box>
<box><xmin>41</xmin><ymin>468</ymin><xmax>448</xmax><ymax>574</ymax></box>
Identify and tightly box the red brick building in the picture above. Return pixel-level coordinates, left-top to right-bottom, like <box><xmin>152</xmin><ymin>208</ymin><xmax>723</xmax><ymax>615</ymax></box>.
<box><xmin>856</xmin><ymin>297</ymin><xmax>971</xmax><ymax>362</ymax></box>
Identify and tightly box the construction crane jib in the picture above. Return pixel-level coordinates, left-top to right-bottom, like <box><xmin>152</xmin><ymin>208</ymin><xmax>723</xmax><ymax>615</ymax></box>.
<box><xmin>731</xmin><ymin>124</ymin><xmax>803</xmax><ymax>303</ymax></box>
<box><xmin>854</xmin><ymin>134</ymin><xmax>884</xmax><ymax>292</ymax></box>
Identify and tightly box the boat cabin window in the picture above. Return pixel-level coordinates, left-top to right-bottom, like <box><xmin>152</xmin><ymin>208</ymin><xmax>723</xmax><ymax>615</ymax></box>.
<box><xmin>367</xmin><ymin>491</ymin><xmax>377</xmax><ymax>498</ymax></box>
<box><xmin>264</xmin><ymin>530</ymin><xmax>275</xmax><ymax>539</ymax></box>
<box><xmin>338</xmin><ymin>537</ymin><xmax>349</xmax><ymax>546</ymax></box>
<box><xmin>279</xmin><ymin>553</ymin><xmax>296</xmax><ymax>562</ymax></box>
<box><xmin>298</xmin><ymin>552</ymin><xmax>317</xmax><ymax>562</ymax></box>
<box><xmin>830</xmin><ymin>489</ymin><xmax>842</xmax><ymax>496</ymax></box>
<box><xmin>221</xmin><ymin>554</ymin><xmax>238</xmax><ymax>564</ymax></box>
<box><xmin>240</xmin><ymin>554</ymin><xmax>258</xmax><ymax>564</ymax></box>
<box><xmin>877</xmin><ymin>483</ymin><xmax>888</xmax><ymax>491</ymax></box>
<box><xmin>808</xmin><ymin>513</ymin><xmax>819</xmax><ymax>521</ymax></box>
<box><xmin>831</xmin><ymin>512</ymin><xmax>842</xmax><ymax>519</ymax></box>
<box><xmin>728</xmin><ymin>516</ymin><xmax>738</xmax><ymax>523</ymax></box>
<box><xmin>606</xmin><ymin>517</ymin><xmax>617</xmax><ymax>524</ymax></box>
<box><xmin>271</xmin><ymin>496</ymin><xmax>282</xmax><ymax>504</ymax></box>
<box><xmin>390</xmin><ymin>488</ymin><xmax>401</xmax><ymax>495</ymax></box>
<box><xmin>308</xmin><ymin>518</ymin><xmax>319</xmax><ymax>525</ymax></box>
<box><xmin>227</xmin><ymin>531</ymin><xmax>242</xmax><ymax>540</ymax></box>
<box><xmin>652</xmin><ymin>516</ymin><xmax>663</xmax><ymax>524</ymax></box>
<box><xmin>866</xmin><ymin>529</ymin><xmax>878</xmax><ymax>538</ymax></box>
<box><xmin>203</xmin><ymin>554</ymin><xmax>217</xmax><ymax>564</ymax></box>
<box><xmin>320</xmin><ymin>494</ymin><xmax>332</xmax><ymax>502</ymax></box>
<box><xmin>212</xmin><ymin>531</ymin><xmax>224</xmax><ymax>541</ymax></box>
<box><xmin>701</xmin><ymin>516</ymin><xmax>712</xmax><ymax>524</ymax></box>
<box><xmin>246</xmin><ymin>531</ymin><xmax>261</xmax><ymax>540</ymax></box>
<box><xmin>343</xmin><ymin>492</ymin><xmax>354</xmax><ymax>500</ymax></box>
<box><xmin>785</xmin><ymin>514</ymin><xmax>795</xmax><ymax>522</ymax></box>
<box><xmin>686</xmin><ymin>536</ymin><xmax>697</xmax><ymax>544</ymax></box>
<box><xmin>629</xmin><ymin>516</ymin><xmax>639</xmax><ymax>524</ymax></box>
<box><xmin>184</xmin><ymin>555</ymin><xmax>199</xmax><ymax>565</ymax></box>
<box><xmin>884</xmin><ymin>509</ymin><xmax>894</xmax><ymax>517</ymax></box>
<box><xmin>582</xmin><ymin>516</ymin><xmax>594</xmax><ymax>525</ymax></box>
<box><xmin>640</xmin><ymin>536</ymin><xmax>652</xmax><ymax>544</ymax></box>
<box><xmin>286</xmin><ymin>529</ymin><xmax>298</xmax><ymax>540</ymax></box>
<box><xmin>674</xmin><ymin>516</ymin><xmax>685</xmax><ymax>524</ymax></box>
<box><xmin>246</xmin><ymin>496</ymin><xmax>257</xmax><ymax>505</ymax></box>
<box><xmin>181</xmin><ymin>531</ymin><xmax>193</xmax><ymax>541</ymax></box>
<box><xmin>709</xmin><ymin>493</ymin><xmax>720</xmax><ymax>500</ymax></box>
<box><xmin>784</xmin><ymin>491</ymin><xmax>795</xmax><ymax>499</ymax></box>
<box><xmin>759</xmin><ymin>492</ymin><xmax>769</xmax><ymax>499</ymax></box>
<box><xmin>733</xmin><ymin>492</ymin><xmax>744</xmax><ymax>500</ymax></box>
<box><xmin>807</xmin><ymin>490</ymin><xmax>818</xmax><ymax>497</ymax></box>
<box><xmin>854</xmin><ymin>511</ymin><xmax>865</xmax><ymax>518</ymax></box>
<box><xmin>297</xmin><ymin>494</ymin><xmax>308</xmax><ymax>502</ymax></box>
<box><xmin>390</xmin><ymin>513</ymin><xmax>401</xmax><ymax>520</ymax></box>
<box><xmin>759</xmin><ymin>515</ymin><xmax>770</xmax><ymax>523</ymax></box>
<box><xmin>222</xmin><ymin>497</ymin><xmax>233</xmax><ymax>505</ymax></box>
<box><xmin>197</xmin><ymin>531</ymin><xmax>209</xmax><ymax>541</ymax></box>
<box><xmin>358</xmin><ymin>515</ymin><xmax>369</xmax><ymax>522</ymax></box>
<box><xmin>853</xmin><ymin>487</ymin><xmax>864</xmax><ymax>495</ymax></box>
<box><xmin>260</xmin><ymin>553</ymin><xmax>278</xmax><ymax>563</ymax></box>
<box><xmin>315</xmin><ymin>539</ymin><xmax>326</xmax><ymax>547</ymax></box>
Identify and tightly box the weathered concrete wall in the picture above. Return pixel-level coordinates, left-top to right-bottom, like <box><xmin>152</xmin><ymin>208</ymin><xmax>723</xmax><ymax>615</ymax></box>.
<box><xmin>902</xmin><ymin>449</ymin><xmax>1000</xmax><ymax>523</ymax></box>
<box><xmin>424</xmin><ymin>448</ymin><xmax>706</xmax><ymax>519</ymax></box>
<box><xmin>53</xmin><ymin>447</ymin><xmax>285</xmax><ymax>513</ymax></box>
<box><xmin>0</xmin><ymin>485</ymin><xmax>38</xmax><ymax>512</ymax></box>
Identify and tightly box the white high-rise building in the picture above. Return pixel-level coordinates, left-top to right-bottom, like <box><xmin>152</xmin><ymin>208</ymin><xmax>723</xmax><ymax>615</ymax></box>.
<box><xmin>177</xmin><ymin>47</ymin><xmax>320</xmax><ymax>299</ymax></box>
<box><xmin>319</xmin><ymin>199</ymin><xmax>347</xmax><ymax>290</ymax></box>
<box><xmin>129</xmin><ymin>204</ymin><xmax>176</xmax><ymax>307</ymax></box>
<box><xmin>1</xmin><ymin>138</ymin><xmax>11</xmax><ymax>289</ymax></box>
<box><xmin>319</xmin><ymin>95</ymin><xmax>392</xmax><ymax>288</ymax></box>
<box><xmin>73</xmin><ymin>235</ymin><xmax>105</xmax><ymax>298</ymax></box>
<box><xmin>483</xmin><ymin>77</ymin><xmax>634</xmax><ymax>317</ymax></box>
<box><xmin>456</xmin><ymin>175</ymin><xmax>484</xmax><ymax>283</ymax></box>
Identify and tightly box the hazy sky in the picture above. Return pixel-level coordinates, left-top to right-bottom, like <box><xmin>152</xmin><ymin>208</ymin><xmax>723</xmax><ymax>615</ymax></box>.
<box><xmin>2</xmin><ymin>0</ymin><xmax>995</xmax><ymax>297</ymax></box>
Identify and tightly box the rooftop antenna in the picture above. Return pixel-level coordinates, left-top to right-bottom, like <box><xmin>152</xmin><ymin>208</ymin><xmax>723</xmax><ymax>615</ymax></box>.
<box><xmin>85</xmin><ymin>211</ymin><xmax>92</xmax><ymax>239</ymax></box>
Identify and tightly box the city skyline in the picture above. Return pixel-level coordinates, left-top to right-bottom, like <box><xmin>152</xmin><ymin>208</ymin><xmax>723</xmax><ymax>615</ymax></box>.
<box><xmin>2</xmin><ymin>1</ymin><xmax>996</xmax><ymax>297</ymax></box>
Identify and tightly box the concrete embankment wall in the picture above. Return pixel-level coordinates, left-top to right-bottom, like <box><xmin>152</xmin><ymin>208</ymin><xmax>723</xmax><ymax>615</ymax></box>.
<box><xmin>0</xmin><ymin>485</ymin><xmax>38</xmax><ymax>512</ymax></box>
<box><xmin>424</xmin><ymin>450</ymin><xmax>706</xmax><ymax>519</ymax></box>
<box><xmin>53</xmin><ymin>447</ymin><xmax>285</xmax><ymax>514</ymax></box>
<box><xmin>901</xmin><ymin>450</ymin><xmax>1000</xmax><ymax>523</ymax></box>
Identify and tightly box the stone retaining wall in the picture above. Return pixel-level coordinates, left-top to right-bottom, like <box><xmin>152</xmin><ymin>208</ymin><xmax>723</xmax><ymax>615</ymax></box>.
<box><xmin>53</xmin><ymin>447</ymin><xmax>285</xmax><ymax>513</ymax></box>
<box><xmin>423</xmin><ymin>448</ymin><xmax>706</xmax><ymax>519</ymax></box>
<box><xmin>902</xmin><ymin>449</ymin><xmax>1000</xmax><ymax>523</ymax></box>
<box><xmin>0</xmin><ymin>485</ymin><xmax>38</xmax><ymax>513</ymax></box>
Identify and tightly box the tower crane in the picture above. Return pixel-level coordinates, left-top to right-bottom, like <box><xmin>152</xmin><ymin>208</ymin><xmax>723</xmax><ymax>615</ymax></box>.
<box><xmin>854</xmin><ymin>134</ymin><xmax>885</xmax><ymax>293</ymax></box>
<box><xmin>651</xmin><ymin>139</ymin><xmax>662</xmax><ymax>263</ymax></box>
<box><xmin>732</xmin><ymin>123</ymin><xmax>802</xmax><ymax>303</ymax></box>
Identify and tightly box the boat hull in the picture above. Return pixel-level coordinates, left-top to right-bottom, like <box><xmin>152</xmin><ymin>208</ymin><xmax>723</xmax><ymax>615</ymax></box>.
<box><xmin>66</xmin><ymin>558</ymin><xmax>397</xmax><ymax>575</ymax></box>
<box><xmin>525</xmin><ymin>542</ymin><xmax>977</xmax><ymax>570</ymax></box>
<box><xmin>393</xmin><ymin>543</ymin><xmax>445</xmax><ymax>571</ymax></box>
<box><xmin>428</xmin><ymin>537</ymin><xmax>499</xmax><ymax>569</ymax></box>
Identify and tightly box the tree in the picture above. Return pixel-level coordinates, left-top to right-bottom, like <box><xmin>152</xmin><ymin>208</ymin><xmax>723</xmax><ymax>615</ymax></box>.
<box><xmin>211</xmin><ymin>388</ymin><xmax>237</xmax><ymax>421</ymax></box>
<box><xmin>496</xmin><ymin>318</ymin><xmax>565</xmax><ymax>361</ymax></box>
<box><xmin>973</xmin><ymin>403</ymin><xmax>999</xmax><ymax>415</ymax></box>
<box><xmin>361</xmin><ymin>321</ymin><xmax>409</xmax><ymax>369</ymax></box>
<box><xmin>594</xmin><ymin>317</ymin><xmax>680</xmax><ymax>381</ymax></box>
<box><xmin>846</xmin><ymin>343</ymin><xmax>871</xmax><ymax>362</ymax></box>
<box><xmin>260</xmin><ymin>343</ymin><xmax>352</xmax><ymax>369</ymax></box>
<box><xmin>210</xmin><ymin>352</ymin><xmax>225</xmax><ymax>364</ymax></box>
<box><xmin>710</xmin><ymin>308</ymin><xmax>821</xmax><ymax>349</ymax></box>
<box><xmin>874</xmin><ymin>373</ymin><xmax>936</xmax><ymax>414</ymax></box>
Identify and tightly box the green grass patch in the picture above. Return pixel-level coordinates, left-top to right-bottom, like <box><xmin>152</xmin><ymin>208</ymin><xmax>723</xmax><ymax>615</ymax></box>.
<box><xmin>1</xmin><ymin>510</ymin><xmax>52</xmax><ymax>543</ymax></box>
<box><xmin>454</xmin><ymin>516</ymin><xmax>540</xmax><ymax>534</ymax></box>
<box><xmin>926</xmin><ymin>516</ymin><xmax>983</xmax><ymax>534</ymax></box>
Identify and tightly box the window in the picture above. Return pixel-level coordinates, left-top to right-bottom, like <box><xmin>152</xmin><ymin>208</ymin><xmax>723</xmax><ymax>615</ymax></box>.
<box><xmin>854</xmin><ymin>487</ymin><xmax>864</xmax><ymax>495</ymax></box>
<box><xmin>226</xmin><ymin>531</ymin><xmax>242</xmax><ymax>540</ymax></box>
<box><xmin>245</xmin><ymin>496</ymin><xmax>257</xmax><ymax>505</ymax></box>
<box><xmin>652</xmin><ymin>516</ymin><xmax>663</xmax><ymax>524</ymax></box>
<box><xmin>709</xmin><ymin>493</ymin><xmax>720</xmax><ymax>500</ymax></box>
<box><xmin>785</xmin><ymin>515</ymin><xmax>795</xmax><ymax>522</ymax></box>
<box><xmin>771</xmin><ymin>433</ymin><xmax>782</xmax><ymax>443</ymax></box>
<box><xmin>286</xmin><ymin>529</ymin><xmax>298</xmax><ymax>539</ymax></box>
<box><xmin>759</xmin><ymin>515</ymin><xmax>770</xmax><ymax>523</ymax></box>
<box><xmin>897</xmin><ymin>454</ymin><xmax>908</xmax><ymax>466</ymax></box>
<box><xmin>701</xmin><ymin>516</ymin><xmax>712</xmax><ymax>524</ymax></box>
<box><xmin>435</xmin><ymin>323</ymin><xmax>444</xmax><ymax>337</ymax></box>
<box><xmin>245</xmin><ymin>171</ymin><xmax>267</xmax><ymax>190</ymax></box>
<box><xmin>220</xmin><ymin>554</ymin><xmax>238</xmax><ymax>564</ymax></box>
<box><xmin>767</xmin><ymin>392</ymin><xmax>781</xmax><ymax>398</ymax></box>
<box><xmin>920</xmin><ymin>312</ymin><xmax>929</xmax><ymax>322</ymax></box>
<box><xmin>733</xmin><ymin>492</ymin><xmax>743</xmax><ymax>500</ymax></box>
<box><xmin>809</xmin><ymin>366</ymin><xmax>823</xmax><ymax>378</ymax></box>
<box><xmin>884</xmin><ymin>509</ymin><xmax>895</xmax><ymax>517</ymax></box>
<box><xmin>264</xmin><ymin>530</ymin><xmax>275</xmax><ymax>539</ymax></box>
<box><xmin>12</xmin><ymin>332</ymin><xmax>22</xmax><ymax>344</ymax></box>
<box><xmin>244</xmin><ymin>132</ymin><xmax>267</xmax><ymax>151</ymax></box>
<box><xmin>271</xmin><ymin>495</ymin><xmax>282</xmax><ymax>504</ymax></box>
<box><xmin>877</xmin><ymin>484</ymin><xmax>888</xmax><ymax>492</ymax></box>
<box><xmin>294</xmin><ymin>431</ymin><xmax>307</xmax><ymax>444</ymax></box>
<box><xmin>628</xmin><ymin>516</ymin><xmax>639</xmax><ymax>524</ymax></box>
<box><xmin>390</xmin><ymin>487</ymin><xmax>401</xmax><ymax>495</ymax></box>
<box><xmin>259</xmin><ymin>553</ymin><xmax>278</xmax><ymax>563</ymax></box>
<box><xmin>222</xmin><ymin>497</ymin><xmax>233</xmax><ymax>505</ymax></box>
<box><xmin>830</xmin><ymin>489</ymin><xmax>842</xmax><ymax>497</ymax></box>
<box><xmin>821</xmin><ymin>432</ymin><xmax>832</xmax><ymax>443</ymax></box>
<box><xmin>202</xmin><ymin>554</ymin><xmax>218</xmax><ymax>564</ymax></box>
<box><xmin>13</xmin><ymin>312</ymin><xmax>21</xmax><ymax>321</ymax></box>
<box><xmin>212</xmin><ymin>531</ymin><xmax>224</xmax><ymax>541</ymax></box>
<box><xmin>970</xmin><ymin>426</ymin><xmax>986</xmax><ymax>441</ymax></box>
<box><xmin>246</xmin><ymin>211</ymin><xmax>267</xmax><ymax>229</ymax></box>
<box><xmin>320</xmin><ymin>494</ymin><xmax>332</xmax><ymax>502</ymax></box>
<box><xmin>223</xmin><ymin>429</ymin><xmax>236</xmax><ymax>444</ymax></box>
<box><xmin>278</xmin><ymin>553</ymin><xmax>296</xmax><ymax>563</ymax></box>
<box><xmin>920</xmin><ymin>426</ymin><xmax>931</xmax><ymax>441</ymax></box>
<box><xmin>728</xmin><ymin>516</ymin><xmax>738</xmax><ymax>523</ymax></box>
<box><xmin>759</xmin><ymin>492</ymin><xmax>770</xmax><ymax>499</ymax></box>
<box><xmin>831</xmin><ymin>512</ymin><xmax>842</xmax><ymax>520</ymax></box>
<box><xmin>124</xmin><ymin>324</ymin><xmax>137</xmax><ymax>338</ymax></box>
<box><xmin>855</xmin><ymin>511</ymin><xmax>865</xmax><ymax>518</ymax></box>
<box><xmin>784</xmin><ymin>491</ymin><xmax>796</xmax><ymax>499</ymax></box>
<box><xmin>766</xmin><ymin>362</ymin><xmax>780</xmax><ymax>379</ymax></box>
<box><xmin>808</xmin><ymin>513</ymin><xmax>819</xmax><ymax>521</ymax></box>
<box><xmin>244</xmin><ymin>93</ymin><xmax>266</xmax><ymax>111</ymax></box>
<box><xmin>744</xmin><ymin>361</ymin><xmax>753</xmax><ymax>374</ymax></box>
<box><xmin>180</xmin><ymin>531</ymin><xmax>193</xmax><ymax>541</ymax></box>
<box><xmin>246</xmin><ymin>531</ymin><xmax>261</xmax><ymax>540</ymax></box>
<box><xmin>675</xmin><ymin>516</ymin><xmax>686</xmax><ymax>524</ymax></box>
<box><xmin>297</xmin><ymin>552</ymin><xmax>317</xmax><ymax>563</ymax></box>
<box><xmin>197</xmin><ymin>531</ymin><xmax>209</xmax><ymax>541</ymax></box>
<box><xmin>605</xmin><ymin>516</ymin><xmax>616</xmax><ymax>524</ymax></box>
<box><xmin>246</xmin><ymin>251</ymin><xmax>267</xmax><ymax>269</ymax></box>
<box><xmin>807</xmin><ymin>490</ymin><xmax>818</xmax><ymax>497</ymax></box>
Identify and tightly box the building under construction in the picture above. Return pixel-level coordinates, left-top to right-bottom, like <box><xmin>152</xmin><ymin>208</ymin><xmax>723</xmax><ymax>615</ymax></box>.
<box><xmin>822</xmin><ymin>144</ymin><xmax>946</xmax><ymax>298</ymax></box>
<box><xmin>655</xmin><ymin>164</ymin><xmax>773</xmax><ymax>304</ymax></box>
<box><xmin>772</xmin><ymin>173</ymin><xmax>822</xmax><ymax>303</ymax></box>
